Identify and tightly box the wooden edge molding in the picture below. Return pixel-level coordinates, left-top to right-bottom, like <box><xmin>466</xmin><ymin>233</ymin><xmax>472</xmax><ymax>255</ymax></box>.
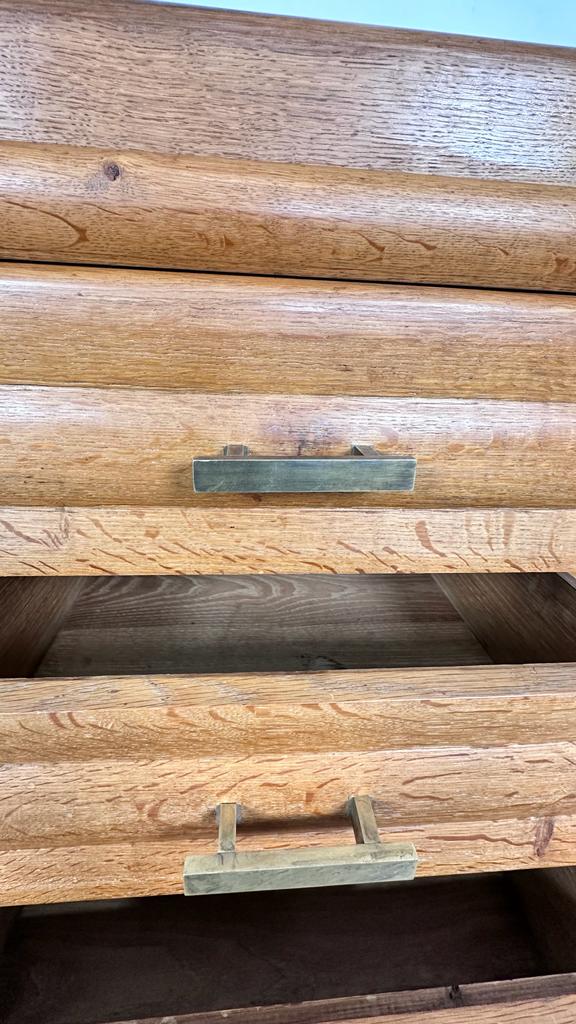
<box><xmin>2</xmin><ymin>663</ymin><xmax>576</xmax><ymax>761</ymax></box>
<box><xmin>2</xmin><ymin>140</ymin><xmax>576</xmax><ymax>292</ymax></box>
<box><xmin>103</xmin><ymin>974</ymin><xmax>576</xmax><ymax>1023</ymax></box>
<box><xmin>0</xmin><ymin>507</ymin><xmax>576</xmax><ymax>575</ymax></box>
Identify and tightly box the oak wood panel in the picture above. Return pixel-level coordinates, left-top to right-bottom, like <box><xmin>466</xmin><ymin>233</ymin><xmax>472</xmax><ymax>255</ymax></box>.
<box><xmin>3</xmin><ymin>387</ymin><xmax>576</xmax><ymax>508</ymax></box>
<box><xmin>9</xmin><ymin>663</ymin><xmax>576</xmax><ymax>761</ymax></box>
<box><xmin>2</xmin><ymin>2</ymin><xmax>576</xmax><ymax>185</ymax></box>
<box><xmin>435</xmin><ymin>574</ymin><xmax>576</xmax><ymax>663</ymax></box>
<box><xmin>35</xmin><ymin>574</ymin><xmax>490</xmax><ymax>676</ymax></box>
<box><xmin>0</xmin><ymin>578</ymin><xmax>82</xmax><ymax>676</ymax></box>
<box><xmin>1</xmin><ymin>507</ymin><xmax>575</xmax><ymax>575</ymax></box>
<box><xmin>102</xmin><ymin>977</ymin><xmax>576</xmax><ymax>1024</ymax></box>
<box><xmin>4</xmin><ymin>145</ymin><xmax>576</xmax><ymax>294</ymax></box>
<box><xmin>0</xmin><ymin>741</ymin><xmax>574</xmax><ymax>846</ymax></box>
<box><xmin>2</xmin><ymin>265</ymin><xmax>576</xmax><ymax>401</ymax></box>
<box><xmin>2</xmin><ymin>813</ymin><xmax>575</xmax><ymax>905</ymax></box>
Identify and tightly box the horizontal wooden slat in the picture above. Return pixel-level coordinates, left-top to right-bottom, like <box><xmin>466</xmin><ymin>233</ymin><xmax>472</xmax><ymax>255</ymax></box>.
<box><xmin>3</xmin><ymin>387</ymin><xmax>576</xmax><ymax>508</ymax></box>
<box><xmin>4</xmin><ymin>145</ymin><xmax>576</xmax><ymax>293</ymax></box>
<box><xmin>2</xmin><ymin>265</ymin><xmax>576</xmax><ymax>399</ymax></box>
<box><xmin>5</xmin><ymin>664</ymin><xmax>576</xmax><ymax>761</ymax></box>
<box><xmin>0</xmin><ymin>741</ymin><xmax>574</xmax><ymax>846</ymax></box>
<box><xmin>2</xmin><ymin>1</ymin><xmax>576</xmax><ymax>185</ymax></box>
<box><xmin>1</xmin><ymin>813</ymin><xmax>575</xmax><ymax>905</ymax></box>
<box><xmin>0</xmin><ymin>507</ymin><xmax>575</xmax><ymax>575</ymax></box>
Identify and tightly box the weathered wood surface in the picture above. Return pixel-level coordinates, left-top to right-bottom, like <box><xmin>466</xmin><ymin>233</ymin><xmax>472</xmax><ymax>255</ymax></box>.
<box><xmin>2</xmin><ymin>743</ymin><xmax>573</xmax><ymax>846</ymax></box>
<box><xmin>1</xmin><ymin>814</ymin><xmax>575</xmax><ymax>905</ymax></box>
<box><xmin>0</xmin><ymin>577</ymin><xmax>82</xmax><ymax>676</ymax></box>
<box><xmin>36</xmin><ymin>574</ymin><xmax>490</xmax><ymax>677</ymax></box>
<box><xmin>1</xmin><ymin>507</ymin><xmax>575</xmax><ymax>575</ymax></box>
<box><xmin>3</xmin><ymin>145</ymin><xmax>576</xmax><ymax>293</ymax></box>
<box><xmin>435</xmin><ymin>574</ymin><xmax>576</xmax><ymax>663</ymax></box>
<box><xmin>2</xmin><ymin>264</ymin><xmax>576</xmax><ymax>401</ymax></box>
<box><xmin>4</xmin><ymin>664</ymin><xmax>576</xmax><ymax>761</ymax></box>
<box><xmin>2</xmin><ymin>387</ymin><xmax>575</xmax><ymax>508</ymax></box>
<box><xmin>2</xmin><ymin>2</ymin><xmax>576</xmax><ymax>185</ymax></box>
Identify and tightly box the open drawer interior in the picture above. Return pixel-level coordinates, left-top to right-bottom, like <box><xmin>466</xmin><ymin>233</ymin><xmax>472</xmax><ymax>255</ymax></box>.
<box><xmin>6</xmin><ymin>571</ymin><xmax>576</xmax><ymax>678</ymax></box>
<box><xmin>1</xmin><ymin>868</ymin><xmax>576</xmax><ymax>1023</ymax></box>
<box><xmin>1</xmin><ymin>571</ymin><xmax>576</xmax><ymax>904</ymax></box>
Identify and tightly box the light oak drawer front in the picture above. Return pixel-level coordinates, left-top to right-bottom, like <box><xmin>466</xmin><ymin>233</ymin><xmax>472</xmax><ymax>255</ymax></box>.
<box><xmin>1</xmin><ymin>661</ymin><xmax>576</xmax><ymax>905</ymax></box>
<box><xmin>2</xmin><ymin>263</ymin><xmax>576</xmax><ymax>401</ymax></box>
<box><xmin>3</xmin><ymin>143</ymin><xmax>576</xmax><ymax>294</ymax></box>
<box><xmin>2</xmin><ymin>385</ymin><xmax>575</xmax><ymax>509</ymax></box>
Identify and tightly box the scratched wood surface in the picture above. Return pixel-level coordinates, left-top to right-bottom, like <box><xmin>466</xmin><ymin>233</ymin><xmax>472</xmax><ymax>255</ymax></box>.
<box><xmin>2</xmin><ymin>811</ymin><xmax>574</xmax><ymax>906</ymax></box>
<box><xmin>10</xmin><ymin>663</ymin><xmax>576</xmax><ymax>760</ymax></box>
<box><xmin>2</xmin><ymin>387</ymin><xmax>575</xmax><ymax>509</ymax></box>
<box><xmin>35</xmin><ymin>574</ymin><xmax>490</xmax><ymax>677</ymax></box>
<box><xmin>3</xmin><ymin>876</ymin><xmax>552</xmax><ymax>1022</ymax></box>
<box><xmin>2</xmin><ymin>264</ymin><xmax>576</xmax><ymax>401</ymax></box>
<box><xmin>0</xmin><ymin>656</ymin><xmax>574</xmax><ymax>897</ymax></box>
<box><xmin>4</xmin><ymin>144</ymin><xmax>576</xmax><ymax>293</ymax></box>
<box><xmin>1</xmin><ymin>507</ymin><xmax>575</xmax><ymax>575</ymax></box>
<box><xmin>2</xmin><ymin>2</ymin><xmax>576</xmax><ymax>186</ymax></box>
<box><xmin>2</xmin><ymin>744</ymin><xmax>572</xmax><ymax>847</ymax></box>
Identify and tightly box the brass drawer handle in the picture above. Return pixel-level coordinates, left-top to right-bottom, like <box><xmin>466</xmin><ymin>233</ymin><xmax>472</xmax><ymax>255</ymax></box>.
<box><xmin>183</xmin><ymin>796</ymin><xmax>417</xmax><ymax>896</ymax></box>
<box><xmin>192</xmin><ymin>444</ymin><xmax>416</xmax><ymax>493</ymax></box>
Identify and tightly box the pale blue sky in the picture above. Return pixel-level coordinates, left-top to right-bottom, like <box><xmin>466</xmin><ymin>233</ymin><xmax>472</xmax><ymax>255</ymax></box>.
<box><xmin>157</xmin><ymin>0</ymin><xmax>576</xmax><ymax>47</ymax></box>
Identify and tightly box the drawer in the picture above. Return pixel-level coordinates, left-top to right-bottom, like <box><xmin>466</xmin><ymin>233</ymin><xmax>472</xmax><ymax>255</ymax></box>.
<box><xmin>1</xmin><ymin>571</ymin><xmax>576</xmax><ymax>905</ymax></box>
<box><xmin>2</xmin><ymin>869</ymin><xmax>576</xmax><ymax>1022</ymax></box>
<box><xmin>2</xmin><ymin>264</ymin><xmax>576</xmax><ymax>515</ymax></box>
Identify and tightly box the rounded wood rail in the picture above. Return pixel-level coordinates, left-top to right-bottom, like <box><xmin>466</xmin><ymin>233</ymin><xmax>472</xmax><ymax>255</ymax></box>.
<box><xmin>2</xmin><ymin>141</ymin><xmax>576</xmax><ymax>292</ymax></box>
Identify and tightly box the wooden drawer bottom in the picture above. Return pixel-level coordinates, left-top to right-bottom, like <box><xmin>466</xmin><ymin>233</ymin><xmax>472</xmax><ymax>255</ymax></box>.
<box><xmin>1</xmin><ymin>869</ymin><xmax>575</xmax><ymax>1022</ymax></box>
<box><xmin>1</xmin><ymin>572</ymin><xmax>576</xmax><ymax>904</ymax></box>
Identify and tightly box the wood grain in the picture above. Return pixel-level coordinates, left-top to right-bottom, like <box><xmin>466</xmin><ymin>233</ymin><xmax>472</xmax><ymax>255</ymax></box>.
<box><xmin>0</xmin><ymin>578</ymin><xmax>82</xmax><ymax>676</ymax></box>
<box><xmin>7</xmin><ymin>663</ymin><xmax>576</xmax><ymax>761</ymax></box>
<box><xmin>101</xmin><ymin>976</ymin><xmax>576</xmax><ymax>1024</ymax></box>
<box><xmin>1</xmin><ymin>507</ymin><xmax>575</xmax><ymax>575</ymax></box>
<box><xmin>36</xmin><ymin>574</ymin><xmax>490</xmax><ymax>677</ymax></box>
<box><xmin>3</xmin><ymin>387</ymin><xmax>576</xmax><ymax>509</ymax></box>
<box><xmin>2</xmin><ymin>264</ymin><xmax>576</xmax><ymax>401</ymax></box>
<box><xmin>2</xmin><ymin>2</ymin><xmax>576</xmax><ymax>185</ymax></box>
<box><xmin>514</xmin><ymin>867</ymin><xmax>576</xmax><ymax>975</ymax></box>
<box><xmin>435</xmin><ymin>574</ymin><xmax>576</xmax><ymax>663</ymax></box>
<box><xmin>1</xmin><ymin>740</ymin><xmax>574</xmax><ymax>846</ymax></box>
<box><xmin>325</xmin><ymin>996</ymin><xmax>576</xmax><ymax>1021</ymax></box>
<box><xmin>4</xmin><ymin>145</ymin><xmax>576</xmax><ymax>293</ymax></box>
<box><xmin>2</xmin><ymin>813</ymin><xmax>576</xmax><ymax>904</ymax></box>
